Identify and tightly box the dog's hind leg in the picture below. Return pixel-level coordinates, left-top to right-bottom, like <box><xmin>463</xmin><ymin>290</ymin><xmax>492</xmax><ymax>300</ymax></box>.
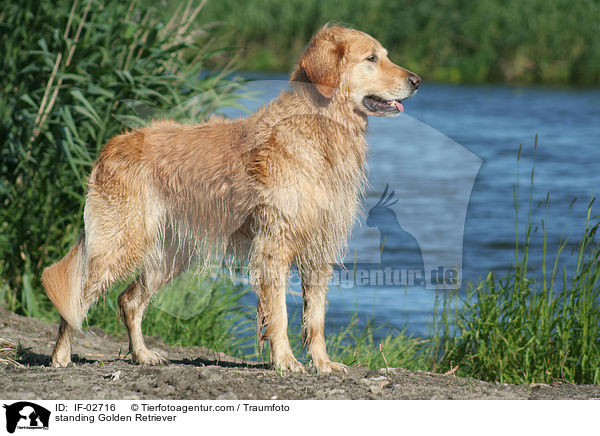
<box><xmin>117</xmin><ymin>275</ymin><xmax>168</xmax><ymax>365</ymax></box>
<box><xmin>118</xmin><ymin>266</ymin><xmax>177</xmax><ymax>365</ymax></box>
<box><xmin>42</xmin><ymin>235</ymin><xmax>85</xmax><ymax>367</ymax></box>
<box><xmin>118</xmin><ymin>230</ymin><xmax>189</xmax><ymax>365</ymax></box>
<box><xmin>43</xmin><ymin>241</ymin><xmax>143</xmax><ymax>367</ymax></box>
<box><xmin>50</xmin><ymin>318</ymin><xmax>74</xmax><ymax>367</ymax></box>
<box><xmin>43</xmin><ymin>193</ymin><xmax>153</xmax><ymax>366</ymax></box>
<box><xmin>300</xmin><ymin>264</ymin><xmax>347</xmax><ymax>374</ymax></box>
<box><xmin>44</xmin><ymin>234</ymin><xmax>145</xmax><ymax>367</ymax></box>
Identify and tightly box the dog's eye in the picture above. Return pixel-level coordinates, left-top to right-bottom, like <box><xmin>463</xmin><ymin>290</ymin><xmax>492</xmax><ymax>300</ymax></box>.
<box><xmin>366</xmin><ymin>55</ymin><xmax>377</xmax><ymax>62</ymax></box>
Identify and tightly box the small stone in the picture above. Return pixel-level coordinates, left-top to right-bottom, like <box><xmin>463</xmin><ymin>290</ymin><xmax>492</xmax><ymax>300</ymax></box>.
<box><xmin>216</xmin><ymin>392</ymin><xmax>238</xmax><ymax>400</ymax></box>
<box><xmin>104</xmin><ymin>370</ymin><xmax>122</xmax><ymax>381</ymax></box>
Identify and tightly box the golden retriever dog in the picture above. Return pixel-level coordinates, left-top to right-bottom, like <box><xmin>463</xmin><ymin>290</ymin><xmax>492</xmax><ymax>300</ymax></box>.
<box><xmin>42</xmin><ymin>24</ymin><xmax>420</xmax><ymax>374</ymax></box>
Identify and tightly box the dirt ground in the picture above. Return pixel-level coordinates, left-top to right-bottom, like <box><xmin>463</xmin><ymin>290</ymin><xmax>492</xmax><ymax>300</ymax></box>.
<box><xmin>1</xmin><ymin>308</ymin><xmax>599</xmax><ymax>400</ymax></box>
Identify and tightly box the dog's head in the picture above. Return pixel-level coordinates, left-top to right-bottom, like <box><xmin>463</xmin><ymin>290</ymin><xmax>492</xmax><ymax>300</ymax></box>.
<box><xmin>292</xmin><ymin>25</ymin><xmax>420</xmax><ymax>117</ymax></box>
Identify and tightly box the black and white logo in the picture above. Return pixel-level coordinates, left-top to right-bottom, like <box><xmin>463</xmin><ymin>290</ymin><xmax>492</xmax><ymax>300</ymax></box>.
<box><xmin>3</xmin><ymin>402</ymin><xmax>50</xmax><ymax>434</ymax></box>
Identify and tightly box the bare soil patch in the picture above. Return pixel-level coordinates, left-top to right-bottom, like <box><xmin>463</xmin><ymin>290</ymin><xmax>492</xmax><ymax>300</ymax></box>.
<box><xmin>1</xmin><ymin>309</ymin><xmax>598</xmax><ymax>400</ymax></box>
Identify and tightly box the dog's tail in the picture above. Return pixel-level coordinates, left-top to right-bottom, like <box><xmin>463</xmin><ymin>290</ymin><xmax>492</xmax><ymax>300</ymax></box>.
<box><xmin>41</xmin><ymin>234</ymin><xmax>86</xmax><ymax>331</ymax></box>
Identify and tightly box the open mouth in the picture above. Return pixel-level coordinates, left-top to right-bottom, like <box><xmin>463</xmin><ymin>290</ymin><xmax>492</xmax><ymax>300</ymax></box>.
<box><xmin>362</xmin><ymin>95</ymin><xmax>405</xmax><ymax>113</ymax></box>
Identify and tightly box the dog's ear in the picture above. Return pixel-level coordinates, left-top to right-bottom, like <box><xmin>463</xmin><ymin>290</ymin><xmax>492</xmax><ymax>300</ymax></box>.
<box><xmin>297</xmin><ymin>30</ymin><xmax>346</xmax><ymax>99</ymax></box>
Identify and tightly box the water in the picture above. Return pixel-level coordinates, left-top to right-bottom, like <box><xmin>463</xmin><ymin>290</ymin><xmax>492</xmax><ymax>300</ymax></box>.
<box><xmin>219</xmin><ymin>75</ymin><xmax>600</xmax><ymax>337</ymax></box>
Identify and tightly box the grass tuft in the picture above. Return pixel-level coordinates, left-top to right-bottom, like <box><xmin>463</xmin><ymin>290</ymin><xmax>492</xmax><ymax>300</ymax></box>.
<box><xmin>0</xmin><ymin>338</ymin><xmax>22</xmax><ymax>367</ymax></box>
<box><xmin>433</xmin><ymin>142</ymin><xmax>600</xmax><ymax>384</ymax></box>
<box><xmin>325</xmin><ymin>316</ymin><xmax>428</xmax><ymax>371</ymax></box>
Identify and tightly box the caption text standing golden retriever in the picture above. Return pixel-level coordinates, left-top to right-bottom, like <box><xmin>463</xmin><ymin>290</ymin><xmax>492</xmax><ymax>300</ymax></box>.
<box><xmin>42</xmin><ymin>25</ymin><xmax>420</xmax><ymax>374</ymax></box>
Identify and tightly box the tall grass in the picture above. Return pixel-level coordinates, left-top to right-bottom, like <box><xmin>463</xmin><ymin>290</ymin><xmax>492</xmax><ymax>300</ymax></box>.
<box><xmin>433</xmin><ymin>141</ymin><xmax>600</xmax><ymax>384</ymax></box>
<box><xmin>0</xmin><ymin>0</ymin><xmax>242</xmax><ymax>319</ymax></box>
<box><xmin>196</xmin><ymin>0</ymin><xmax>600</xmax><ymax>85</ymax></box>
<box><xmin>325</xmin><ymin>316</ymin><xmax>428</xmax><ymax>371</ymax></box>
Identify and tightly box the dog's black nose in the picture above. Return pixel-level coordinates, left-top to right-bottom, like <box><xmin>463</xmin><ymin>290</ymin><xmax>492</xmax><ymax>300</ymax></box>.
<box><xmin>408</xmin><ymin>73</ymin><xmax>421</xmax><ymax>89</ymax></box>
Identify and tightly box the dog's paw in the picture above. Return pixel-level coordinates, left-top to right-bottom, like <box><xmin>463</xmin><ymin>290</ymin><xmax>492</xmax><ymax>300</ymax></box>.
<box><xmin>273</xmin><ymin>355</ymin><xmax>305</xmax><ymax>373</ymax></box>
<box><xmin>50</xmin><ymin>349</ymin><xmax>72</xmax><ymax>368</ymax></box>
<box><xmin>50</xmin><ymin>358</ymin><xmax>72</xmax><ymax>368</ymax></box>
<box><xmin>133</xmin><ymin>349</ymin><xmax>168</xmax><ymax>366</ymax></box>
<box><xmin>312</xmin><ymin>359</ymin><xmax>348</xmax><ymax>375</ymax></box>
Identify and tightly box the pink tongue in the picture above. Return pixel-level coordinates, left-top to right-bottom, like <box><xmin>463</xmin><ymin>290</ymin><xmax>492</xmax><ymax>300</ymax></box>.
<box><xmin>394</xmin><ymin>100</ymin><xmax>404</xmax><ymax>112</ymax></box>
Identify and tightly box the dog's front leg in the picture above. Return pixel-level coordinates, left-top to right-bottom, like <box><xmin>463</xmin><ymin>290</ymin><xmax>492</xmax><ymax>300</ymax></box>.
<box><xmin>250</xmin><ymin>235</ymin><xmax>304</xmax><ymax>373</ymax></box>
<box><xmin>301</xmin><ymin>264</ymin><xmax>348</xmax><ymax>374</ymax></box>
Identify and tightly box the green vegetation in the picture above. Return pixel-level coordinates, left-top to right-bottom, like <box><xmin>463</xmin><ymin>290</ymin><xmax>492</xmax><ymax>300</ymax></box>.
<box><xmin>1</xmin><ymin>0</ymin><xmax>599</xmax><ymax>384</ymax></box>
<box><xmin>197</xmin><ymin>0</ymin><xmax>600</xmax><ymax>85</ymax></box>
<box><xmin>0</xmin><ymin>0</ymin><xmax>241</xmax><ymax>318</ymax></box>
<box><xmin>433</xmin><ymin>143</ymin><xmax>600</xmax><ymax>384</ymax></box>
<box><xmin>325</xmin><ymin>317</ymin><xmax>428</xmax><ymax>371</ymax></box>
<box><xmin>87</xmin><ymin>274</ymin><xmax>256</xmax><ymax>358</ymax></box>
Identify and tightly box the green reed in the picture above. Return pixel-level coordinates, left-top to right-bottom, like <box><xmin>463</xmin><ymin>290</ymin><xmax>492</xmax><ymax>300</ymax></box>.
<box><xmin>196</xmin><ymin>0</ymin><xmax>600</xmax><ymax>85</ymax></box>
<box><xmin>433</xmin><ymin>140</ymin><xmax>600</xmax><ymax>384</ymax></box>
<box><xmin>0</xmin><ymin>0</ymin><xmax>242</xmax><ymax>318</ymax></box>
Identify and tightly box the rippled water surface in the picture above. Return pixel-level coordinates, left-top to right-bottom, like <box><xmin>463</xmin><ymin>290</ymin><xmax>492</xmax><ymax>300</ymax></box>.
<box><xmin>220</xmin><ymin>76</ymin><xmax>600</xmax><ymax>336</ymax></box>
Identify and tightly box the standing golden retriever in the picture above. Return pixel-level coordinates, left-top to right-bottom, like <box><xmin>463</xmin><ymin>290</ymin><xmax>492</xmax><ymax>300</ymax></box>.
<box><xmin>42</xmin><ymin>25</ymin><xmax>420</xmax><ymax>374</ymax></box>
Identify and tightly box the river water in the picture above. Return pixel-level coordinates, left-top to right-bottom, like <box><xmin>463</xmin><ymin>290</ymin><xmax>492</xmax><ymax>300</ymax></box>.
<box><xmin>217</xmin><ymin>75</ymin><xmax>600</xmax><ymax>337</ymax></box>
